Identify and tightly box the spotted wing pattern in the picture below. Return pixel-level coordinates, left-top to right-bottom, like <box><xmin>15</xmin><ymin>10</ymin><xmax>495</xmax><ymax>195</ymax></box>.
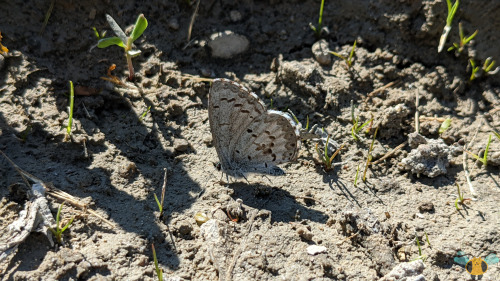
<box><xmin>208</xmin><ymin>78</ymin><xmax>301</xmax><ymax>177</ymax></box>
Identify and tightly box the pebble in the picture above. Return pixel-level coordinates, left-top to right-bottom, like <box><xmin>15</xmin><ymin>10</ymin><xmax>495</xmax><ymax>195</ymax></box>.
<box><xmin>208</xmin><ymin>31</ymin><xmax>249</xmax><ymax>59</ymax></box>
<box><xmin>174</xmin><ymin>138</ymin><xmax>189</xmax><ymax>152</ymax></box>
<box><xmin>418</xmin><ymin>202</ymin><xmax>435</xmax><ymax>213</ymax></box>
<box><xmin>168</xmin><ymin>18</ymin><xmax>179</xmax><ymax>30</ymax></box>
<box><xmin>230</xmin><ymin>10</ymin><xmax>242</xmax><ymax>22</ymax></box>
<box><xmin>177</xmin><ymin>220</ymin><xmax>193</xmax><ymax>235</ymax></box>
<box><xmin>307</xmin><ymin>245</ymin><xmax>327</xmax><ymax>255</ymax></box>
<box><xmin>312</xmin><ymin>39</ymin><xmax>332</xmax><ymax>65</ymax></box>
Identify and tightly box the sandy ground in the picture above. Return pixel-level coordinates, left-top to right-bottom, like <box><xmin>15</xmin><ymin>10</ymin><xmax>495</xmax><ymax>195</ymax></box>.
<box><xmin>1</xmin><ymin>0</ymin><xmax>500</xmax><ymax>280</ymax></box>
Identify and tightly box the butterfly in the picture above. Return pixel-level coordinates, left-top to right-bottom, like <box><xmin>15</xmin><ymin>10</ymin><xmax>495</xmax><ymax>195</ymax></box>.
<box><xmin>208</xmin><ymin>78</ymin><xmax>301</xmax><ymax>181</ymax></box>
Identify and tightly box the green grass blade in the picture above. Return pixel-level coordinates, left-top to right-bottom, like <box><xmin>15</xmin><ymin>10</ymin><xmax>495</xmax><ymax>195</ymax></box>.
<box><xmin>131</xmin><ymin>14</ymin><xmax>148</xmax><ymax>42</ymax></box>
<box><xmin>60</xmin><ymin>216</ymin><xmax>74</xmax><ymax>232</ymax></box>
<box><xmin>482</xmin><ymin>134</ymin><xmax>492</xmax><ymax>166</ymax></box>
<box><xmin>154</xmin><ymin>193</ymin><xmax>162</xmax><ymax>213</ymax></box>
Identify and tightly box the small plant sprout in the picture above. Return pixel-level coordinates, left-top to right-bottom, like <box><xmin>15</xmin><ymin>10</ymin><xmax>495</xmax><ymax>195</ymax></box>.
<box><xmin>439</xmin><ymin>118</ymin><xmax>452</xmax><ymax>135</ymax></box>
<box><xmin>351</xmin><ymin>100</ymin><xmax>372</xmax><ymax>141</ymax></box>
<box><xmin>92</xmin><ymin>27</ymin><xmax>107</xmax><ymax>40</ymax></box>
<box><xmin>469</xmin><ymin>57</ymin><xmax>499</xmax><ymax>81</ymax></box>
<box><xmin>331</xmin><ymin>40</ymin><xmax>357</xmax><ymax>69</ymax></box>
<box><xmin>438</xmin><ymin>0</ymin><xmax>459</xmax><ymax>53</ymax></box>
<box><xmin>0</xmin><ymin>32</ymin><xmax>8</xmax><ymax>55</ymax></box>
<box><xmin>412</xmin><ymin>233</ymin><xmax>427</xmax><ymax>262</ymax></box>
<box><xmin>354</xmin><ymin>164</ymin><xmax>360</xmax><ymax>187</ymax></box>
<box><xmin>447</xmin><ymin>22</ymin><xmax>477</xmax><ymax>54</ymax></box>
<box><xmin>454</xmin><ymin>183</ymin><xmax>471</xmax><ymax>211</ymax></box>
<box><xmin>315</xmin><ymin>135</ymin><xmax>344</xmax><ymax>171</ymax></box>
<box><xmin>65</xmin><ymin>81</ymin><xmax>75</xmax><ymax>141</ymax></box>
<box><xmin>494</xmin><ymin>131</ymin><xmax>500</xmax><ymax>141</ymax></box>
<box><xmin>154</xmin><ymin>168</ymin><xmax>167</xmax><ymax>219</ymax></box>
<box><xmin>362</xmin><ymin>127</ymin><xmax>378</xmax><ymax>182</ymax></box>
<box><xmin>98</xmin><ymin>14</ymin><xmax>148</xmax><ymax>81</ymax></box>
<box><xmin>49</xmin><ymin>202</ymin><xmax>75</xmax><ymax>244</ymax></box>
<box><xmin>152</xmin><ymin>244</ymin><xmax>163</xmax><ymax>281</ymax></box>
<box><xmin>425</xmin><ymin>231</ymin><xmax>431</xmax><ymax>247</ymax></box>
<box><xmin>309</xmin><ymin>0</ymin><xmax>326</xmax><ymax>37</ymax></box>
<box><xmin>139</xmin><ymin>106</ymin><xmax>151</xmax><ymax>122</ymax></box>
<box><xmin>465</xmin><ymin>134</ymin><xmax>492</xmax><ymax>167</ymax></box>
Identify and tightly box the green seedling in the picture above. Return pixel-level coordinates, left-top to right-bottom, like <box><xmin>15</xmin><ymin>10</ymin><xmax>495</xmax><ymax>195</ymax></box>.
<box><xmin>354</xmin><ymin>164</ymin><xmax>360</xmax><ymax>187</ymax></box>
<box><xmin>412</xmin><ymin>233</ymin><xmax>428</xmax><ymax>262</ymax></box>
<box><xmin>465</xmin><ymin>134</ymin><xmax>492</xmax><ymax>167</ymax></box>
<box><xmin>98</xmin><ymin>14</ymin><xmax>148</xmax><ymax>81</ymax></box>
<box><xmin>65</xmin><ymin>81</ymin><xmax>75</xmax><ymax>141</ymax></box>
<box><xmin>351</xmin><ymin>100</ymin><xmax>372</xmax><ymax>141</ymax></box>
<box><xmin>454</xmin><ymin>183</ymin><xmax>471</xmax><ymax>211</ymax></box>
<box><xmin>49</xmin><ymin>202</ymin><xmax>75</xmax><ymax>244</ymax></box>
<box><xmin>439</xmin><ymin>118</ymin><xmax>452</xmax><ymax>135</ymax></box>
<box><xmin>438</xmin><ymin>0</ymin><xmax>459</xmax><ymax>53</ymax></box>
<box><xmin>40</xmin><ymin>0</ymin><xmax>56</xmax><ymax>34</ymax></box>
<box><xmin>92</xmin><ymin>27</ymin><xmax>107</xmax><ymax>40</ymax></box>
<box><xmin>309</xmin><ymin>0</ymin><xmax>326</xmax><ymax>37</ymax></box>
<box><xmin>331</xmin><ymin>40</ymin><xmax>357</xmax><ymax>69</ymax></box>
<box><xmin>425</xmin><ymin>231</ymin><xmax>431</xmax><ymax>247</ymax></box>
<box><xmin>447</xmin><ymin>22</ymin><xmax>477</xmax><ymax>54</ymax></box>
<box><xmin>315</xmin><ymin>135</ymin><xmax>344</xmax><ymax>171</ymax></box>
<box><xmin>362</xmin><ymin>127</ymin><xmax>378</xmax><ymax>182</ymax></box>
<box><xmin>469</xmin><ymin>57</ymin><xmax>499</xmax><ymax>81</ymax></box>
<box><xmin>139</xmin><ymin>106</ymin><xmax>151</xmax><ymax>122</ymax></box>
<box><xmin>154</xmin><ymin>168</ymin><xmax>167</xmax><ymax>219</ymax></box>
<box><xmin>469</xmin><ymin>59</ymin><xmax>480</xmax><ymax>81</ymax></box>
<box><xmin>494</xmin><ymin>131</ymin><xmax>500</xmax><ymax>141</ymax></box>
<box><xmin>152</xmin><ymin>244</ymin><xmax>163</xmax><ymax>281</ymax></box>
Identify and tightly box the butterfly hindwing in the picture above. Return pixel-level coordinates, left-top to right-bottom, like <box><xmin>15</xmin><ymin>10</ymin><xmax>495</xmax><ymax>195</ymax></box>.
<box><xmin>208</xmin><ymin>79</ymin><xmax>301</xmax><ymax>177</ymax></box>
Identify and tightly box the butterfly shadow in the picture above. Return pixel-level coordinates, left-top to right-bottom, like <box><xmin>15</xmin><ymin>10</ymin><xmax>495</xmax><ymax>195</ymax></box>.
<box><xmin>228</xmin><ymin>181</ymin><xmax>330</xmax><ymax>224</ymax></box>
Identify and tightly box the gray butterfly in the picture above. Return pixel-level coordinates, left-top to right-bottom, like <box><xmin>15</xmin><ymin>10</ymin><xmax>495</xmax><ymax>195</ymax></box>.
<box><xmin>208</xmin><ymin>79</ymin><xmax>301</xmax><ymax>180</ymax></box>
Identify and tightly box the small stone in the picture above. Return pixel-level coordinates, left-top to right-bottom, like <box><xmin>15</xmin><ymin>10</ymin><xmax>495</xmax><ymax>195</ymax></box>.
<box><xmin>297</xmin><ymin>227</ymin><xmax>313</xmax><ymax>241</ymax></box>
<box><xmin>174</xmin><ymin>139</ymin><xmax>189</xmax><ymax>152</ymax></box>
<box><xmin>168</xmin><ymin>18</ymin><xmax>179</xmax><ymax>30</ymax></box>
<box><xmin>0</xmin><ymin>54</ymin><xmax>4</xmax><ymax>70</ymax></box>
<box><xmin>203</xmin><ymin>136</ymin><xmax>213</xmax><ymax>146</ymax></box>
<box><xmin>230</xmin><ymin>10</ymin><xmax>242</xmax><ymax>22</ymax></box>
<box><xmin>312</xmin><ymin>39</ymin><xmax>331</xmax><ymax>66</ymax></box>
<box><xmin>200</xmin><ymin>68</ymin><xmax>214</xmax><ymax>78</ymax></box>
<box><xmin>177</xmin><ymin>220</ymin><xmax>193</xmax><ymax>235</ymax></box>
<box><xmin>167</xmin><ymin>101</ymin><xmax>184</xmax><ymax>117</ymax></box>
<box><xmin>118</xmin><ymin>162</ymin><xmax>137</xmax><ymax>179</ymax></box>
<box><xmin>208</xmin><ymin>31</ymin><xmax>249</xmax><ymax>59</ymax></box>
<box><xmin>307</xmin><ymin>245</ymin><xmax>327</xmax><ymax>255</ymax></box>
<box><xmin>418</xmin><ymin>202</ymin><xmax>435</xmax><ymax>213</ymax></box>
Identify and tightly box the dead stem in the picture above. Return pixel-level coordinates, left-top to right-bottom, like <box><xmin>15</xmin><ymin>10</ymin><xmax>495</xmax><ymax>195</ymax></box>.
<box><xmin>371</xmin><ymin>142</ymin><xmax>406</xmax><ymax>165</ymax></box>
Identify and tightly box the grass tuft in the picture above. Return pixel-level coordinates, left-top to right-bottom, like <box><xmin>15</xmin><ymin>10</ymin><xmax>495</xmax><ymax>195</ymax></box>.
<box><xmin>49</xmin><ymin>202</ymin><xmax>75</xmax><ymax>244</ymax></box>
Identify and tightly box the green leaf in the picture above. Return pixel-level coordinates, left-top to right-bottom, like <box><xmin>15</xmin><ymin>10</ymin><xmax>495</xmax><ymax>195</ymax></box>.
<box><xmin>439</xmin><ymin>118</ymin><xmax>451</xmax><ymax>134</ymax></box>
<box><xmin>105</xmin><ymin>14</ymin><xmax>127</xmax><ymax>44</ymax></box>
<box><xmin>98</xmin><ymin>37</ymin><xmax>125</xmax><ymax>48</ymax></box>
<box><xmin>131</xmin><ymin>14</ymin><xmax>148</xmax><ymax>42</ymax></box>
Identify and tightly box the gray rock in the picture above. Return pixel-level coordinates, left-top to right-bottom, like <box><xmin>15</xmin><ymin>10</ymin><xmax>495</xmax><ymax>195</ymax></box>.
<box><xmin>173</xmin><ymin>138</ymin><xmax>189</xmax><ymax>152</ymax></box>
<box><xmin>168</xmin><ymin>18</ymin><xmax>179</xmax><ymax>30</ymax></box>
<box><xmin>312</xmin><ymin>39</ymin><xmax>331</xmax><ymax>66</ymax></box>
<box><xmin>208</xmin><ymin>31</ymin><xmax>249</xmax><ymax>59</ymax></box>
<box><xmin>400</xmin><ymin>132</ymin><xmax>461</xmax><ymax>177</ymax></box>
<box><xmin>379</xmin><ymin>260</ymin><xmax>425</xmax><ymax>281</ymax></box>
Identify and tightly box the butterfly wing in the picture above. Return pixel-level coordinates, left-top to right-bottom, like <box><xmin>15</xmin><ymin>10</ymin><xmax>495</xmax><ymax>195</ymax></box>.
<box><xmin>231</xmin><ymin>110</ymin><xmax>301</xmax><ymax>175</ymax></box>
<box><xmin>485</xmin><ymin>253</ymin><xmax>499</xmax><ymax>265</ymax></box>
<box><xmin>454</xmin><ymin>251</ymin><xmax>470</xmax><ymax>267</ymax></box>
<box><xmin>208</xmin><ymin>79</ymin><xmax>268</xmax><ymax>175</ymax></box>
